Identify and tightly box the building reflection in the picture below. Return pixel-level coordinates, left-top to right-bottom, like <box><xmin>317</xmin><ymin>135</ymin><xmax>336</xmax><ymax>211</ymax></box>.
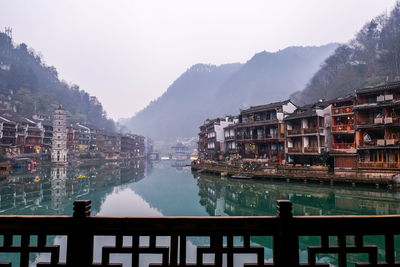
<box><xmin>51</xmin><ymin>166</ymin><xmax>67</xmax><ymax>212</ymax></box>
<box><xmin>195</xmin><ymin>172</ymin><xmax>400</xmax><ymax>217</ymax></box>
<box><xmin>0</xmin><ymin>159</ymin><xmax>148</xmax><ymax>214</ymax></box>
<box><xmin>195</xmin><ymin>172</ymin><xmax>400</xmax><ymax>264</ymax></box>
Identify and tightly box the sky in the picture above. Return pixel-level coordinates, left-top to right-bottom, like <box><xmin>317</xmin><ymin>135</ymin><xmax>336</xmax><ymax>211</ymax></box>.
<box><xmin>0</xmin><ymin>0</ymin><xmax>398</xmax><ymax>119</ymax></box>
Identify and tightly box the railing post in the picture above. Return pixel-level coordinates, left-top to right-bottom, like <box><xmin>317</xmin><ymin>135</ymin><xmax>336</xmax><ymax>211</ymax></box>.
<box><xmin>67</xmin><ymin>200</ymin><xmax>92</xmax><ymax>267</ymax></box>
<box><xmin>274</xmin><ymin>200</ymin><xmax>299</xmax><ymax>266</ymax></box>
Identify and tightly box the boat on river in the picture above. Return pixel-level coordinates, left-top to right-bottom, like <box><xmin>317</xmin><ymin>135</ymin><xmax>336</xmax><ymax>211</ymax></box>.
<box><xmin>230</xmin><ymin>173</ymin><xmax>253</xmax><ymax>180</ymax></box>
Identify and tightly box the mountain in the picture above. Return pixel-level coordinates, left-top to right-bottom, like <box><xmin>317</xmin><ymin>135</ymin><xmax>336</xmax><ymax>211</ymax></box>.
<box><xmin>291</xmin><ymin>2</ymin><xmax>400</xmax><ymax>105</ymax></box>
<box><xmin>123</xmin><ymin>63</ymin><xmax>242</xmax><ymax>139</ymax></box>
<box><xmin>214</xmin><ymin>44</ymin><xmax>339</xmax><ymax>114</ymax></box>
<box><xmin>124</xmin><ymin>44</ymin><xmax>338</xmax><ymax>140</ymax></box>
<box><xmin>0</xmin><ymin>32</ymin><xmax>115</xmax><ymax>130</ymax></box>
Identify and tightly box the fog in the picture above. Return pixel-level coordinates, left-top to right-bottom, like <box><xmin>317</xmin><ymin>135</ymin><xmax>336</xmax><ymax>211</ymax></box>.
<box><xmin>0</xmin><ymin>0</ymin><xmax>397</xmax><ymax>119</ymax></box>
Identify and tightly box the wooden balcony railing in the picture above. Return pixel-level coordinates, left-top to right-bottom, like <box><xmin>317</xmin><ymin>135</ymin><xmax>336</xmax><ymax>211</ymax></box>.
<box><xmin>331</xmin><ymin>105</ymin><xmax>353</xmax><ymax>115</ymax></box>
<box><xmin>288</xmin><ymin>147</ymin><xmax>302</xmax><ymax>153</ymax></box>
<box><xmin>287</xmin><ymin>129</ymin><xmax>302</xmax><ymax>135</ymax></box>
<box><xmin>332</xmin><ymin>124</ymin><xmax>355</xmax><ymax>132</ymax></box>
<box><xmin>359</xmin><ymin>162</ymin><xmax>400</xmax><ymax>170</ymax></box>
<box><xmin>360</xmin><ymin>139</ymin><xmax>400</xmax><ymax>147</ymax></box>
<box><xmin>303</xmin><ymin>128</ymin><xmax>318</xmax><ymax>134</ymax></box>
<box><xmin>1</xmin><ymin>200</ymin><xmax>400</xmax><ymax>266</ymax></box>
<box><xmin>304</xmin><ymin>146</ymin><xmax>319</xmax><ymax>153</ymax></box>
<box><xmin>332</xmin><ymin>143</ymin><xmax>356</xmax><ymax>150</ymax></box>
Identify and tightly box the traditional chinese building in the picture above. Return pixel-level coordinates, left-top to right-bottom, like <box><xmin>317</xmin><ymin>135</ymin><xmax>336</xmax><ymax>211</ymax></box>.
<box><xmin>236</xmin><ymin>100</ymin><xmax>296</xmax><ymax>163</ymax></box>
<box><xmin>42</xmin><ymin>120</ymin><xmax>53</xmax><ymax>153</ymax></box>
<box><xmin>201</xmin><ymin>117</ymin><xmax>237</xmax><ymax>161</ymax></box>
<box><xmin>198</xmin><ymin>124</ymin><xmax>207</xmax><ymax>160</ymax></box>
<box><xmin>330</xmin><ymin>96</ymin><xmax>357</xmax><ymax>169</ymax></box>
<box><xmin>121</xmin><ymin>134</ymin><xmax>135</xmax><ymax>159</ymax></box>
<box><xmin>284</xmin><ymin>100</ymin><xmax>332</xmax><ymax>166</ymax></box>
<box><xmin>355</xmin><ymin>82</ymin><xmax>400</xmax><ymax>170</ymax></box>
<box><xmin>223</xmin><ymin>124</ymin><xmax>237</xmax><ymax>157</ymax></box>
<box><xmin>0</xmin><ymin>115</ymin><xmax>16</xmax><ymax>155</ymax></box>
<box><xmin>51</xmin><ymin>106</ymin><xmax>68</xmax><ymax>164</ymax></box>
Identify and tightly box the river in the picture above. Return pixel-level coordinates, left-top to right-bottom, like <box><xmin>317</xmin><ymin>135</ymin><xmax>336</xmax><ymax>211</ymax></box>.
<box><xmin>1</xmin><ymin>159</ymin><xmax>400</xmax><ymax>266</ymax></box>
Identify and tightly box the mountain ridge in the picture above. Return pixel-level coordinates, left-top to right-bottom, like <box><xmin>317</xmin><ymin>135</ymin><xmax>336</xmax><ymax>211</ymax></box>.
<box><xmin>124</xmin><ymin>44</ymin><xmax>339</xmax><ymax>140</ymax></box>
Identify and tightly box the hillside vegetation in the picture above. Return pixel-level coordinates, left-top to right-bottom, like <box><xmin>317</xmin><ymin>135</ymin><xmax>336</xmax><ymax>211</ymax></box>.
<box><xmin>0</xmin><ymin>32</ymin><xmax>115</xmax><ymax>130</ymax></box>
<box><xmin>292</xmin><ymin>2</ymin><xmax>400</xmax><ymax>104</ymax></box>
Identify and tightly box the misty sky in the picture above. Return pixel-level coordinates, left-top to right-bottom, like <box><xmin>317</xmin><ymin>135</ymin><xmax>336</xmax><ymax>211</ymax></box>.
<box><xmin>0</xmin><ymin>0</ymin><xmax>397</xmax><ymax>119</ymax></box>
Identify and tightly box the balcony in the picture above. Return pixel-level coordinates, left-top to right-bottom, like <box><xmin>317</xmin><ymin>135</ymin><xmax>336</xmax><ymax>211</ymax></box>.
<box><xmin>359</xmin><ymin>139</ymin><xmax>400</xmax><ymax>147</ymax></box>
<box><xmin>304</xmin><ymin>146</ymin><xmax>318</xmax><ymax>153</ymax></box>
<box><xmin>287</xmin><ymin>128</ymin><xmax>302</xmax><ymax>135</ymax></box>
<box><xmin>332</xmin><ymin>143</ymin><xmax>356</xmax><ymax>150</ymax></box>
<box><xmin>359</xmin><ymin>162</ymin><xmax>400</xmax><ymax>170</ymax></box>
<box><xmin>331</xmin><ymin>105</ymin><xmax>353</xmax><ymax>115</ymax></box>
<box><xmin>303</xmin><ymin>128</ymin><xmax>318</xmax><ymax>134</ymax></box>
<box><xmin>288</xmin><ymin>147</ymin><xmax>302</xmax><ymax>153</ymax></box>
<box><xmin>224</xmin><ymin>135</ymin><xmax>235</xmax><ymax>141</ymax></box>
<box><xmin>1</xmin><ymin>200</ymin><xmax>398</xmax><ymax>267</ymax></box>
<box><xmin>332</xmin><ymin>124</ymin><xmax>355</xmax><ymax>132</ymax></box>
<box><xmin>238</xmin><ymin>118</ymin><xmax>279</xmax><ymax>127</ymax></box>
<box><xmin>236</xmin><ymin>134</ymin><xmax>282</xmax><ymax>142</ymax></box>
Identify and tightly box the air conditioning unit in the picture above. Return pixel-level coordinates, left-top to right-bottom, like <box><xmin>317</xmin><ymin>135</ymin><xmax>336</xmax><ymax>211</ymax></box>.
<box><xmin>374</xmin><ymin>118</ymin><xmax>383</xmax><ymax>124</ymax></box>
<box><xmin>377</xmin><ymin>95</ymin><xmax>385</xmax><ymax>102</ymax></box>
<box><xmin>385</xmin><ymin>117</ymin><xmax>393</xmax><ymax>124</ymax></box>
<box><xmin>385</xmin><ymin>94</ymin><xmax>394</xmax><ymax>101</ymax></box>
<box><xmin>386</xmin><ymin>139</ymin><xmax>395</xmax><ymax>146</ymax></box>
<box><xmin>377</xmin><ymin>139</ymin><xmax>385</xmax><ymax>146</ymax></box>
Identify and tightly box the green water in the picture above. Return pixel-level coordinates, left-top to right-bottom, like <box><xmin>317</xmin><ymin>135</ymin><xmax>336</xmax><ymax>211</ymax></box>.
<box><xmin>1</xmin><ymin>160</ymin><xmax>400</xmax><ymax>266</ymax></box>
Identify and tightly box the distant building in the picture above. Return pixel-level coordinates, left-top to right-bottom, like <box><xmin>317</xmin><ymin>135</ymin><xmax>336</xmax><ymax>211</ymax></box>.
<box><xmin>42</xmin><ymin>120</ymin><xmax>53</xmax><ymax>153</ymax></box>
<box><xmin>198</xmin><ymin>124</ymin><xmax>207</xmax><ymax>160</ymax></box>
<box><xmin>200</xmin><ymin>116</ymin><xmax>237</xmax><ymax>161</ymax></box>
<box><xmin>236</xmin><ymin>100</ymin><xmax>296</xmax><ymax>163</ymax></box>
<box><xmin>330</xmin><ymin>96</ymin><xmax>357</xmax><ymax>169</ymax></box>
<box><xmin>284</xmin><ymin>100</ymin><xmax>332</xmax><ymax>166</ymax></box>
<box><xmin>355</xmin><ymin>82</ymin><xmax>400</xmax><ymax>170</ymax></box>
<box><xmin>51</xmin><ymin>106</ymin><xmax>68</xmax><ymax>163</ymax></box>
<box><xmin>223</xmin><ymin>124</ymin><xmax>237</xmax><ymax>156</ymax></box>
<box><xmin>171</xmin><ymin>143</ymin><xmax>190</xmax><ymax>160</ymax></box>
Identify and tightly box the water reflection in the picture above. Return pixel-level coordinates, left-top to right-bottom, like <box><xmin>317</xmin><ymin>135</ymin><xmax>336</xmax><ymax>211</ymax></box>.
<box><xmin>0</xmin><ymin>159</ymin><xmax>147</xmax><ymax>215</ymax></box>
<box><xmin>1</xmin><ymin>162</ymin><xmax>400</xmax><ymax>266</ymax></box>
<box><xmin>194</xmin><ymin>171</ymin><xmax>400</xmax><ymax>217</ymax></box>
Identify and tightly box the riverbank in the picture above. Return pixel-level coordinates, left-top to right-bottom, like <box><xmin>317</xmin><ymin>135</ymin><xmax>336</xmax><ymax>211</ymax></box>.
<box><xmin>191</xmin><ymin>162</ymin><xmax>400</xmax><ymax>189</ymax></box>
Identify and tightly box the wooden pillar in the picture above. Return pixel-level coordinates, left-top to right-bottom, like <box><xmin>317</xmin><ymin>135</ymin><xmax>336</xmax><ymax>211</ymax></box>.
<box><xmin>68</xmin><ymin>200</ymin><xmax>93</xmax><ymax>266</ymax></box>
<box><xmin>274</xmin><ymin>200</ymin><xmax>298</xmax><ymax>266</ymax></box>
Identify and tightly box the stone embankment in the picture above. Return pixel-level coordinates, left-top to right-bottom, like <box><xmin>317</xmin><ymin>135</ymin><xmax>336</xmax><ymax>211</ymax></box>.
<box><xmin>191</xmin><ymin>161</ymin><xmax>400</xmax><ymax>189</ymax></box>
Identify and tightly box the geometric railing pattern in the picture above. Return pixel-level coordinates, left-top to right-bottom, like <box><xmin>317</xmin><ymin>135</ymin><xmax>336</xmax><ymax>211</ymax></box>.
<box><xmin>0</xmin><ymin>200</ymin><xmax>399</xmax><ymax>266</ymax></box>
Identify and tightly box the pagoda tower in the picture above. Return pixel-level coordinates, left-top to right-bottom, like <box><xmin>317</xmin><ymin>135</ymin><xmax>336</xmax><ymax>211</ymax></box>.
<box><xmin>51</xmin><ymin>106</ymin><xmax>68</xmax><ymax>164</ymax></box>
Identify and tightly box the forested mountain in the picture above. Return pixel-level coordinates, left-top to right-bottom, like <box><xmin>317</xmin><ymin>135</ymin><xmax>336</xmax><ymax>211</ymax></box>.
<box><xmin>123</xmin><ymin>63</ymin><xmax>243</xmax><ymax>139</ymax></box>
<box><xmin>124</xmin><ymin>44</ymin><xmax>338</xmax><ymax>140</ymax></box>
<box><xmin>0</xmin><ymin>32</ymin><xmax>115</xmax><ymax>130</ymax></box>
<box><xmin>292</xmin><ymin>2</ymin><xmax>400</xmax><ymax>105</ymax></box>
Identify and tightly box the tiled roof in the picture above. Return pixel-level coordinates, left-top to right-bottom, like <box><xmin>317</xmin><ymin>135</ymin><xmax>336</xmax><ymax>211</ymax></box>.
<box><xmin>284</xmin><ymin>100</ymin><xmax>331</xmax><ymax>120</ymax></box>
<box><xmin>356</xmin><ymin>81</ymin><xmax>400</xmax><ymax>94</ymax></box>
<box><xmin>240</xmin><ymin>100</ymin><xmax>292</xmax><ymax>114</ymax></box>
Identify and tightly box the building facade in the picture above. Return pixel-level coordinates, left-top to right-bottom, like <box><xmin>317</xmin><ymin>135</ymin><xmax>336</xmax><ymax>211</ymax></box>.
<box><xmin>236</xmin><ymin>100</ymin><xmax>296</xmax><ymax>163</ymax></box>
<box><xmin>199</xmin><ymin>117</ymin><xmax>237</xmax><ymax>161</ymax></box>
<box><xmin>285</xmin><ymin>101</ymin><xmax>332</xmax><ymax>166</ymax></box>
<box><xmin>330</xmin><ymin>96</ymin><xmax>357</xmax><ymax>169</ymax></box>
<box><xmin>355</xmin><ymin>82</ymin><xmax>400</xmax><ymax>170</ymax></box>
